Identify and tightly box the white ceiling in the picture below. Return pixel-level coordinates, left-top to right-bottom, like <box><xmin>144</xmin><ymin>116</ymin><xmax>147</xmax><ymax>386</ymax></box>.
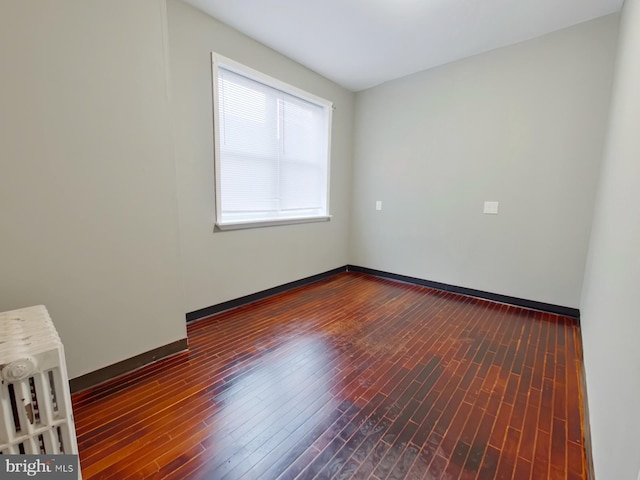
<box><xmin>183</xmin><ymin>0</ymin><xmax>623</xmax><ymax>92</ymax></box>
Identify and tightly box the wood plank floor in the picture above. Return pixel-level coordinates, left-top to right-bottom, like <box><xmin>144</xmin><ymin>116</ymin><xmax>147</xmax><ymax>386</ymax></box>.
<box><xmin>72</xmin><ymin>272</ymin><xmax>588</xmax><ymax>479</ymax></box>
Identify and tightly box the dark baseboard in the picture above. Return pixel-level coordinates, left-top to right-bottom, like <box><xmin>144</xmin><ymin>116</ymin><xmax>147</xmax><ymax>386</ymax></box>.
<box><xmin>347</xmin><ymin>265</ymin><xmax>580</xmax><ymax>320</ymax></box>
<box><xmin>69</xmin><ymin>338</ymin><xmax>188</xmax><ymax>393</ymax></box>
<box><xmin>69</xmin><ymin>265</ymin><xmax>579</xmax><ymax>394</ymax></box>
<box><xmin>576</xmin><ymin>332</ymin><xmax>596</xmax><ymax>480</ymax></box>
<box><xmin>186</xmin><ymin>266</ymin><xmax>348</xmax><ymax>322</ymax></box>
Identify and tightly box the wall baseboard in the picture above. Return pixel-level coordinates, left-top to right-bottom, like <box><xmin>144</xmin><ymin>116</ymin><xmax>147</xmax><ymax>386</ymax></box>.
<box><xmin>71</xmin><ymin>265</ymin><xmax>580</xmax><ymax>393</ymax></box>
<box><xmin>347</xmin><ymin>265</ymin><xmax>581</xmax><ymax>320</ymax></box>
<box><xmin>69</xmin><ymin>338</ymin><xmax>188</xmax><ymax>393</ymax></box>
<box><xmin>576</xmin><ymin>332</ymin><xmax>596</xmax><ymax>480</ymax></box>
<box><xmin>185</xmin><ymin>266</ymin><xmax>348</xmax><ymax>322</ymax></box>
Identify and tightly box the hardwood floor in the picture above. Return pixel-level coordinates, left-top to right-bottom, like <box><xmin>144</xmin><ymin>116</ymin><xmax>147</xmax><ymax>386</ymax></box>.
<box><xmin>72</xmin><ymin>272</ymin><xmax>588</xmax><ymax>479</ymax></box>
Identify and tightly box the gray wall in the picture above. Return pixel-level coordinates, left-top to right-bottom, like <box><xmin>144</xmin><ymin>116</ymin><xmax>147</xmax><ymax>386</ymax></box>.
<box><xmin>0</xmin><ymin>0</ymin><xmax>352</xmax><ymax>380</ymax></box>
<box><xmin>0</xmin><ymin>0</ymin><xmax>186</xmax><ymax>378</ymax></box>
<box><xmin>350</xmin><ymin>15</ymin><xmax>619</xmax><ymax>309</ymax></box>
<box><xmin>167</xmin><ymin>0</ymin><xmax>354</xmax><ymax>314</ymax></box>
<box><xmin>581</xmin><ymin>0</ymin><xmax>640</xmax><ymax>478</ymax></box>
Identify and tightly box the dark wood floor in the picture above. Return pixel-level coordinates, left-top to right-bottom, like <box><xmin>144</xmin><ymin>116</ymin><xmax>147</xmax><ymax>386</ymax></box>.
<box><xmin>72</xmin><ymin>272</ymin><xmax>588</xmax><ymax>479</ymax></box>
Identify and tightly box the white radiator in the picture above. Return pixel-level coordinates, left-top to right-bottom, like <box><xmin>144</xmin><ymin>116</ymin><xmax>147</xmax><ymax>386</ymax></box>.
<box><xmin>0</xmin><ymin>305</ymin><xmax>79</xmax><ymax>458</ymax></box>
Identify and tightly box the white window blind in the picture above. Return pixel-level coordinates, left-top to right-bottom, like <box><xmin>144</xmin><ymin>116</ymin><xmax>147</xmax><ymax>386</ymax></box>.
<box><xmin>212</xmin><ymin>54</ymin><xmax>332</xmax><ymax>230</ymax></box>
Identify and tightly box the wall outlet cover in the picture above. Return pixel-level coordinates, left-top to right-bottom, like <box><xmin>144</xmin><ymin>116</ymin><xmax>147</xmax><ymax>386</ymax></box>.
<box><xmin>484</xmin><ymin>201</ymin><xmax>499</xmax><ymax>214</ymax></box>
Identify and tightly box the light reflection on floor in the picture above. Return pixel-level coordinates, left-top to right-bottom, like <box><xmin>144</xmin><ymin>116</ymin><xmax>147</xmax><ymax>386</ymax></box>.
<box><xmin>199</xmin><ymin>334</ymin><xmax>342</xmax><ymax>478</ymax></box>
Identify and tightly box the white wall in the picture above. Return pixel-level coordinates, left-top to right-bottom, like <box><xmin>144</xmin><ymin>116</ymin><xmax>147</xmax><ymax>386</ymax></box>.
<box><xmin>167</xmin><ymin>0</ymin><xmax>354</xmax><ymax>314</ymax></box>
<box><xmin>350</xmin><ymin>15</ymin><xmax>619</xmax><ymax>308</ymax></box>
<box><xmin>581</xmin><ymin>0</ymin><xmax>640</xmax><ymax>478</ymax></box>
<box><xmin>0</xmin><ymin>0</ymin><xmax>186</xmax><ymax>378</ymax></box>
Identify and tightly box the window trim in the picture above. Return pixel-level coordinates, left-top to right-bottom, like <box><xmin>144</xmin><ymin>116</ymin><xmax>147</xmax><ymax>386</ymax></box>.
<box><xmin>211</xmin><ymin>52</ymin><xmax>333</xmax><ymax>231</ymax></box>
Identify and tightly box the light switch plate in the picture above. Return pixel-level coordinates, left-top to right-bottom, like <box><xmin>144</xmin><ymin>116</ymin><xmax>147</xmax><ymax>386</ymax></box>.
<box><xmin>376</xmin><ymin>201</ymin><xmax>382</xmax><ymax>211</ymax></box>
<box><xmin>484</xmin><ymin>201</ymin><xmax>499</xmax><ymax>214</ymax></box>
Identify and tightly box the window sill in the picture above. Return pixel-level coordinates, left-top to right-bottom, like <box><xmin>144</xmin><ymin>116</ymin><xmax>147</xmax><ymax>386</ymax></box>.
<box><xmin>215</xmin><ymin>215</ymin><xmax>332</xmax><ymax>231</ymax></box>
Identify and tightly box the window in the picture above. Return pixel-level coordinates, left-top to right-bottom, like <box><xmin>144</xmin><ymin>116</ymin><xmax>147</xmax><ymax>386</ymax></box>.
<box><xmin>211</xmin><ymin>53</ymin><xmax>333</xmax><ymax>230</ymax></box>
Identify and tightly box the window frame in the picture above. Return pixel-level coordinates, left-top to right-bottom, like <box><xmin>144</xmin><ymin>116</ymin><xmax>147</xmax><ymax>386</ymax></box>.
<box><xmin>211</xmin><ymin>52</ymin><xmax>333</xmax><ymax>231</ymax></box>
